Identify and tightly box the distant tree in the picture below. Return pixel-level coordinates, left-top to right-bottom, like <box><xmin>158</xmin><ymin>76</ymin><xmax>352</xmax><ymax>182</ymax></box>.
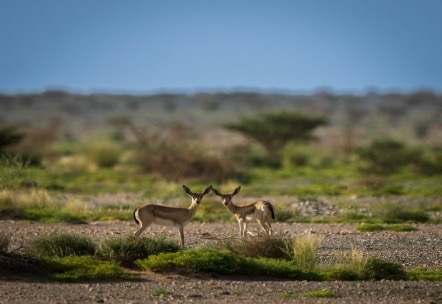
<box><xmin>224</xmin><ymin>111</ymin><xmax>327</xmax><ymax>159</ymax></box>
<box><xmin>356</xmin><ymin>139</ymin><xmax>420</xmax><ymax>175</ymax></box>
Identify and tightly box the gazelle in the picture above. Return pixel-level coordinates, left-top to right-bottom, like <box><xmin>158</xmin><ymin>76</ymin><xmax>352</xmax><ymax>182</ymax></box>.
<box><xmin>211</xmin><ymin>186</ymin><xmax>275</xmax><ymax>239</ymax></box>
<box><xmin>133</xmin><ymin>185</ymin><xmax>211</xmax><ymax>247</ymax></box>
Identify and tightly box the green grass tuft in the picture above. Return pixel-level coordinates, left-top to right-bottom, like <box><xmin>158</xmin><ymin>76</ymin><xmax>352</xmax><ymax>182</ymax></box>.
<box><xmin>97</xmin><ymin>235</ymin><xmax>180</xmax><ymax>267</ymax></box>
<box><xmin>361</xmin><ymin>258</ymin><xmax>407</xmax><ymax>280</ymax></box>
<box><xmin>45</xmin><ymin>255</ymin><xmax>139</xmax><ymax>281</ymax></box>
<box><xmin>407</xmin><ymin>268</ymin><xmax>442</xmax><ymax>281</ymax></box>
<box><xmin>152</xmin><ymin>289</ymin><xmax>173</xmax><ymax>296</ymax></box>
<box><xmin>27</xmin><ymin>232</ymin><xmax>96</xmax><ymax>258</ymax></box>
<box><xmin>357</xmin><ymin>223</ymin><xmax>417</xmax><ymax>232</ymax></box>
<box><xmin>212</xmin><ymin>235</ymin><xmax>292</xmax><ymax>259</ymax></box>
<box><xmin>303</xmin><ymin>289</ymin><xmax>336</xmax><ymax>298</ymax></box>
<box><xmin>292</xmin><ymin>233</ymin><xmax>323</xmax><ymax>271</ymax></box>
<box><xmin>136</xmin><ymin>247</ymin><xmax>320</xmax><ymax>280</ymax></box>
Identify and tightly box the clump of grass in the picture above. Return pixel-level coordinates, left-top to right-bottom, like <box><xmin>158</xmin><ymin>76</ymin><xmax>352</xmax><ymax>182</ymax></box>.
<box><xmin>304</xmin><ymin>289</ymin><xmax>335</xmax><ymax>298</ymax></box>
<box><xmin>278</xmin><ymin>292</ymin><xmax>298</xmax><ymax>299</ymax></box>
<box><xmin>0</xmin><ymin>188</ymin><xmax>52</xmax><ymax>210</ymax></box>
<box><xmin>407</xmin><ymin>268</ymin><xmax>442</xmax><ymax>281</ymax></box>
<box><xmin>27</xmin><ymin>232</ymin><xmax>96</xmax><ymax>258</ymax></box>
<box><xmin>152</xmin><ymin>289</ymin><xmax>173</xmax><ymax>296</ymax></box>
<box><xmin>212</xmin><ymin>235</ymin><xmax>292</xmax><ymax>259</ymax></box>
<box><xmin>349</xmin><ymin>248</ymin><xmax>369</xmax><ymax>275</ymax></box>
<box><xmin>361</xmin><ymin>258</ymin><xmax>407</xmax><ymax>280</ymax></box>
<box><xmin>292</xmin><ymin>233</ymin><xmax>323</xmax><ymax>272</ymax></box>
<box><xmin>357</xmin><ymin>223</ymin><xmax>417</xmax><ymax>232</ymax></box>
<box><xmin>136</xmin><ymin>247</ymin><xmax>320</xmax><ymax>280</ymax></box>
<box><xmin>97</xmin><ymin>236</ymin><xmax>180</xmax><ymax>267</ymax></box>
<box><xmin>45</xmin><ymin>255</ymin><xmax>138</xmax><ymax>281</ymax></box>
<box><xmin>322</xmin><ymin>247</ymin><xmax>368</xmax><ymax>281</ymax></box>
<box><xmin>356</xmin><ymin>223</ymin><xmax>386</xmax><ymax>232</ymax></box>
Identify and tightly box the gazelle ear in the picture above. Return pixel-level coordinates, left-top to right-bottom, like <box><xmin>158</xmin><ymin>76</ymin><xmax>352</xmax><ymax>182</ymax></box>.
<box><xmin>211</xmin><ymin>187</ymin><xmax>221</xmax><ymax>196</ymax></box>
<box><xmin>233</xmin><ymin>186</ymin><xmax>241</xmax><ymax>195</ymax></box>
<box><xmin>202</xmin><ymin>185</ymin><xmax>212</xmax><ymax>195</ymax></box>
<box><xmin>182</xmin><ymin>185</ymin><xmax>192</xmax><ymax>195</ymax></box>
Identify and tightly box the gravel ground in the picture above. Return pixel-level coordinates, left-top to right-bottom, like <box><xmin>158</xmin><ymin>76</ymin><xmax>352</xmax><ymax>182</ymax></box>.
<box><xmin>0</xmin><ymin>220</ymin><xmax>441</xmax><ymax>304</ymax></box>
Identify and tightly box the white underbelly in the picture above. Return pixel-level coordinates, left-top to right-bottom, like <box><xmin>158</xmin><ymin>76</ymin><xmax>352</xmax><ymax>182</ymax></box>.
<box><xmin>245</xmin><ymin>214</ymin><xmax>257</xmax><ymax>222</ymax></box>
<box><xmin>153</xmin><ymin>217</ymin><xmax>178</xmax><ymax>227</ymax></box>
<box><xmin>153</xmin><ymin>217</ymin><xmax>189</xmax><ymax>227</ymax></box>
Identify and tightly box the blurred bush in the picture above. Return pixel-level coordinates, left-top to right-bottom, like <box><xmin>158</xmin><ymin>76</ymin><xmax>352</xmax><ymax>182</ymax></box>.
<box><xmin>356</xmin><ymin>138</ymin><xmax>420</xmax><ymax>175</ymax></box>
<box><xmin>113</xmin><ymin>119</ymin><xmax>237</xmax><ymax>182</ymax></box>
<box><xmin>82</xmin><ymin>139</ymin><xmax>123</xmax><ymax>168</ymax></box>
<box><xmin>413</xmin><ymin>147</ymin><xmax>442</xmax><ymax>175</ymax></box>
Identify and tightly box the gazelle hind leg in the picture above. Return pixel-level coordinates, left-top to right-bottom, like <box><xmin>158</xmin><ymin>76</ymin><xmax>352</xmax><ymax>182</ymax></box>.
<box><xmin>243</xmin><ymin>222</ymin><xmax>249</xmax><ymax>239</ymax></box>
<box><xmin>134</xmin><ymin>223</ymin><xmax>149</xmax><ymax>237</ymax></box>
<box><xmin>267</xmin><ymin>221</ymin><xmax>272</xmax><ymax>236</ymax></box>
<box><xmin>257</xmin><ymin>219</ymin><xmax>271</xmax><ymax>236</ymax></box>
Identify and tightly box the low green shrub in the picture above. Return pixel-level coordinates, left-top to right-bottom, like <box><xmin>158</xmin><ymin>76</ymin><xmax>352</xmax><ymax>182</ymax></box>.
<box><xmin>407</xmin><ymin>268</ymin><xmax>442</xmax><ymax>281</ymax></box>
<box><xmin>152</xmin><ymin>289</ymin><xmax>173</xmax><ymax>296</ymax></box>
<box><xmin>322</xmin><ymin>268</ymin><xmax>359</xmax><ymax>281</ymax></box>
<box><xmin>27</xmin><ymin>232</ymin><xmax>96</xmax><ymax>258</ymax></box>
<box><xmin>304</xmin><ymin>289</ymin><xmax>336</xmax><ymax>298</ymax></box>
<box><xmin>137</xmin><ymin>247</ymin><xmax>245</xmax><ymax>274</ymax></box>
<box><xmin>97</xmin><ymin>236</ymin><xmax>180</xmax><ymax>267</ymax></box>
<box><xmin>212</xmin><ymin>236</ymin><xmax>292</xmax><ymax>259</ymax></box>
<box><xmin>361</xmin><ymin>258</ymin><xmax>407</xmax><ymax>280</ymax></box>
<box><xmin>356</xmin><ymin>223</ymin><xmax>386</xmax><ymax>232</ymax></box>
<box><xmin>136</xmin><ymin>247</ymin><xmax>320</xmax><ymax>280</ymax></box>
<box><xmin>45</xmin><ymin>255</ymin><xmax>138</xmax><ymax>281</ymax></box>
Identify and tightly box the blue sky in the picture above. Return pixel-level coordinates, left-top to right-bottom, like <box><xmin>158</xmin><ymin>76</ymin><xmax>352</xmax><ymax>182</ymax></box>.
<box><xmin>1</xmin><ymin>1</ymin><xmax>442</xmax><ymax>94</ymax></box>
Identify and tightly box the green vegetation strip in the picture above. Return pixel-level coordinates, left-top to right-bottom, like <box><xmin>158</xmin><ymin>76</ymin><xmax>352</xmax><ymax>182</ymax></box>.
<box><xmin>1</xmin><ymin>231</ymin><xmax>441</xmax><ymax>282</ymax></box>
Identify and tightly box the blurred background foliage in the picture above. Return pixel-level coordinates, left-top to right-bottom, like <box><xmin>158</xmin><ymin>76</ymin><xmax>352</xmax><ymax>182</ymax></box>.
<box><xmin>0</xmin><ymin>90</ymin><xmax>441</xmax><ymax>220</ymax></box>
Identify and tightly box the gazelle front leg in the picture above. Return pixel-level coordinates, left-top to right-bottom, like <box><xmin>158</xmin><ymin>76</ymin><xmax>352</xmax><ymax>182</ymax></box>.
<box><xmin>178</xmin><ymin>225</ymin><xmax>184</xmax><ymax>248</ymax></box>
<box><xmin>237</xmin><ymin>218</ymin><xmax>245</xmax><ymax>239</ymax></box>
<box><xmin>243</xmin><ymin>222</ymin><xmax>248</xmax><ymax>239</ymax></box>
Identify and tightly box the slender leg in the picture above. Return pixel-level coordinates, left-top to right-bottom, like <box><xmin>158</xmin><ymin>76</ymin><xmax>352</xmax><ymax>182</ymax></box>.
<box><xmin>134</xmin><ymin>223</ymin><xmax>150</xmax><ymax>237</ymax></box>
<box><xmin>256</xmin><ymin>220</ymin><xmax>267</xmax><ymax>235</ymax></box>
<box><xmin>267</xmin><ymin>221</ymin><xmax>272</xmax><ymax>236</ymax></box>
<box><xmin>238</xmin><ymin>219</ymin><xmax>244</xmax><ymax>239</ymax></box>
<box><xmin>243</xmin><ymin>222</ymin><xmax>248</xmax><ymax>239</ymax></box>
<box><xmin>178</xmin><ymin>226</ymin><xmax>184</xmax><ymax>248</ymax></box>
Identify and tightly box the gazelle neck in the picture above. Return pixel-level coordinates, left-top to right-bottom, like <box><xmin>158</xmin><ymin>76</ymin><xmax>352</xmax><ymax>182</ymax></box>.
<box><xmin>225</xmin><ymin>200</ymin><xmax>240</xmax><ymax>213</ymax></box>
<box><xmin>187</xmin><ymin>200</ymin><xmax>199</xmax><ymax>215</ymax></box>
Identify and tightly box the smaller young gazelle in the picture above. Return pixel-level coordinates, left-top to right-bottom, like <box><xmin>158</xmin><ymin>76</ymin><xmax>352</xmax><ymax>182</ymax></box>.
<box><xmin>133</xmin><ymin>185</ymin><xmax>211</xmax><ymax>247</ymax></box>
<box><xmin>211</xmin><ymin>186</ymin><xmax>275</xmax><ymax>239</ymax></box>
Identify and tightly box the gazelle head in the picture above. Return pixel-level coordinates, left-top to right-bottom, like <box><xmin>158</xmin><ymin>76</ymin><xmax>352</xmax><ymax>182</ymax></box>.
<box><xmin>183</xmin><ymin>185</ymin><xmax>212</xmax><ymax>205</ymax></box>
<box><xmin>211</xmin><ymin>186</ymin><xmax>241</xmax><ymax>206</ymax></box>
